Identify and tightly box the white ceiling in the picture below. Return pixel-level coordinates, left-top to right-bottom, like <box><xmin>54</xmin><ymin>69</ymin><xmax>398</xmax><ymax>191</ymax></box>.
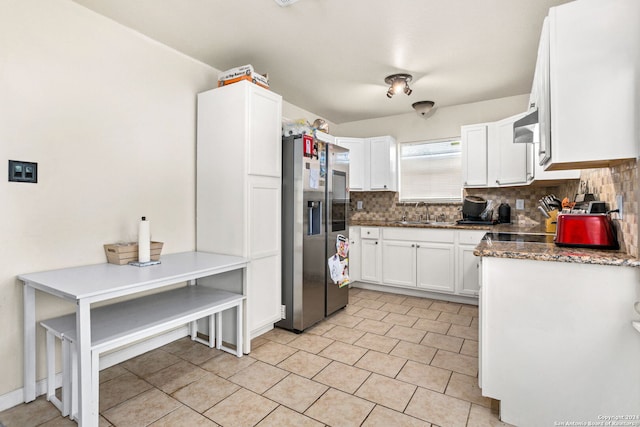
<box><xmin>71</xmin><ymin>0</ymin><xmax>573</xmax><ymax>124</ymax></box>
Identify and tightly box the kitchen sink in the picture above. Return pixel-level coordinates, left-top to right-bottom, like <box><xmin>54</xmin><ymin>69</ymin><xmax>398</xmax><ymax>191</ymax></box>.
<box><xmin>393</xmin><ymin>220</ymin><xmax>424</xmax><ymax>225</ymax></box>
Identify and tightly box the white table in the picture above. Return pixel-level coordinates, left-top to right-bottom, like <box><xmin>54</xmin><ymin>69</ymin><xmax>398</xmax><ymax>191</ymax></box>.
<box><xmin>19</xmin><ymin>251</ymin><xmax>248</xmax><ymax>427</ymax></box>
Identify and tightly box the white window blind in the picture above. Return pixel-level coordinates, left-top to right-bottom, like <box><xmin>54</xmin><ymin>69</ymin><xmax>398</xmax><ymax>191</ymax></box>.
<box><xmin>399</xmin><ymin>138</ymin><xmax>462</xmax><ymax>202</ymax></box>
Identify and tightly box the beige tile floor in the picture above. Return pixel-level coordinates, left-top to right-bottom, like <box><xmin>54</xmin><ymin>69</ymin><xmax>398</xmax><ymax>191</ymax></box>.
<box><xmin>0</xmin><ymin>288</ymin><xmax>514</xmax><ymax>427</ymax></box>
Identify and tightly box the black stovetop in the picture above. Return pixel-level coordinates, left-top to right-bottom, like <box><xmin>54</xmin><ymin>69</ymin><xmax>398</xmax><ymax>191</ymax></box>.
<box><xmin>483</xmin><ymin>232</ymin><xmax>555</xmax><ymax>244</ymax></box>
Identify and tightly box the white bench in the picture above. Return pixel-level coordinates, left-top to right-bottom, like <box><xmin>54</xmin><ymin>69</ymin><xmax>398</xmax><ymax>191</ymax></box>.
<box><xmin>40</xmin><ymin>285</ymin><xmax>244</xmax><ymax>419</ymax></box>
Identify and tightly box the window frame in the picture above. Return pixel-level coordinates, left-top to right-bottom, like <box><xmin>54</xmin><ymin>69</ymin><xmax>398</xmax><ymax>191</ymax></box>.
<box><xmin>398</xmin><ymin>137</ymin><xmax>463</xmax><ymax>203</ymax></box>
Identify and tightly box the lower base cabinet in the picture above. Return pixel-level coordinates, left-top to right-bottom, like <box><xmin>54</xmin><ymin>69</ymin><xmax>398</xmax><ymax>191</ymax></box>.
<box><xmin>360</xmin><ymin>227</ymin><xmax>381</xmax><ymax>283</ymax></box>
<box><xmin>416</xmin><ymin>244</ymin><xmax>455</xmax><ymax>292</ymax></box>
<box><xmin>348</xmin><ymin>227</ymin><xmax>361</xmax><ymax>282</ymax></box>
<box><xmin>381</xmin><ymin>240</ymin><xmax>415</xmax><ymax>287</ymax></box>
<box><xmin>456</xmin><ymin>230</ymin><xmax>487</xmax><ymax>296</ymax></box>
<box><xmin>381</xmin><ymin>228</ymin><xmax>456</xmax><ymax>293</ymax></box>
<box><xmin>480</xmin><ymin>256</ymin><xmax>640</xmax><ymax>426</ymax></box>
<box><xmin>359</xmin><ymin>226</ymin><xmax>485</xmax><ymax>303</ymax></box>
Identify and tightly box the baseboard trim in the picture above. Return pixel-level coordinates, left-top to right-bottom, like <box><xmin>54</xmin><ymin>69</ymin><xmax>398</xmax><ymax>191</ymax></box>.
<box><xmin>351</xmin><ymin>282</ymin><xmax>479</xmax><ymax>306</ymax></box>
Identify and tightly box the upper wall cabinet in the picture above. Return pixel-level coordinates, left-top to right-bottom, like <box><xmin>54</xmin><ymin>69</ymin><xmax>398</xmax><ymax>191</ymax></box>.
<box><xmin>539</xmin><ymin>0</ymin><xmax>639</xmax><ymax>170</ymax></box>
<box><xmin>462</xmin><ymin>113</ymin><xmax>578</xmax><ymax>188</ymax></box>
<box><xmin>488</xmin><ymin>113</ymin><xmax>534</xmax><ymax>187</ymax></box>
<box><xmin>335</xmin><ymin>135</ymin><xmax>397</xmax><ymax>192</ymax></box>
<box><xmin>462</xmin><ymin>115</ymin><xmax>533</xmax><ymax>188</ymax></box>
<box><xmin>369</xmin><ymin>136</ymin><xmax>397</xmax><ymax>191</ymax></box>
<box><xmin>461</xmin><ymin>124</ymin><xmax>489</xmax><ymax>187</ymax></box>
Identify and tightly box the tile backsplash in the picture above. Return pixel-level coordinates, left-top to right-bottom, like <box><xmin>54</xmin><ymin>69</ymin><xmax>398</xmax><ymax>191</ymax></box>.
<box><xmin>576</xmin><ymin>159</ymin><xmax>637</xmax><ymax>257</ymax></box>
<box><xmin>349</xmin><ymin>158</ymin><xmax>638</xmax><ymax>257</ymax></box>
<box><xmin>349</xmin><ymin>184</ymin><xmax>577</xmax><ymax>225</ymax></box>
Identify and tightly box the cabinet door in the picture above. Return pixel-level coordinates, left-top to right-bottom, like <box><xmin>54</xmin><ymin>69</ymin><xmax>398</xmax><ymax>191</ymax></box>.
<box><xmin>416</xmin><ymin>244</ymin><xmax>455</xmax><ymax>293</ymax></box>
<box><xmin>248</xmin><ymin>177</ymin><xmax>282</xmax><ymax>333</ymax></box>
<box><xmin>489</xmin><ymin>114</ymin><xmax>533</xmax><ymax>186</ymax></box>
<box><xmin>360</xmin><ymin>239</ymin><xmax>381</xmax><ymax>283</ymax></box>
<box><xmin>461</xmin><ymin>124</ymin><xmax>488</xmax><ymax>187</ymax></box>
<box><xmin>382</xmin><ymin>240</ymin><xmax>416</xmax><ymax>287</ymax></box>
<box><xmin>458</xmin><ymin>245</ymin><xmax>480</xmax><ymax>296</ymax></box>
<box><xmin>247</xmin><ymin>84</ymin><xmax>283</xmax><ymax>178</ymax></box>
<box><xmin>549</xmin><ymin>0</ymin><xmax>639</xmax><ymax>168</ymax></box>
<box><xmin>335</xmin><ymin>137</ymin><xmax>367</xmax><ymax>191</ymax></box>
<box><xmin>349</xmin><ymin>227</ymin><xmax>361</xmax><ymax>282</ymax></box>
<box><xmin>369</xmin><ymin>136</ymin><xmax>397</xmax><ymax>191</ymax></box>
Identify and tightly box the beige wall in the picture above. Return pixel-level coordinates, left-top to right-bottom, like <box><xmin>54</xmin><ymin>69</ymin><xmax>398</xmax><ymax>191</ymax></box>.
<box><xmin>333</xmin><ymin>94</ymin><xmax>530</xmax><ymax>142</ymax></box>
<box><xmin>0</xmin><ymin>0</ymin><xmax>218</xmax><ymax>397</ymax></box>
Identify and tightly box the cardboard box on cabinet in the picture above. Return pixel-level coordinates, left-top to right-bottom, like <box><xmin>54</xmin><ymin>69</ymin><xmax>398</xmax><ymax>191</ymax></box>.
<box><xmin>217</xmin><ymin>64</ymin><xmax>269</xmax><ymax>89</ymax></box>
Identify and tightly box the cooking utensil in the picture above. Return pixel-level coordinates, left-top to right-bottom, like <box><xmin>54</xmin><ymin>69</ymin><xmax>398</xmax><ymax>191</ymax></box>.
<box><xmin>462</xmin><ymin>196</ymin><xmax>487</xmax><ymax>219</ymax></box>
<box><xmin>539</xmin><ymin>199</ymin><xmax>550</xmax><ymax>212</ymax></box>
<box><xmin>538</xmin><ymin>206</ymin><xmax>551</xmax><ymax>218</ymax></box>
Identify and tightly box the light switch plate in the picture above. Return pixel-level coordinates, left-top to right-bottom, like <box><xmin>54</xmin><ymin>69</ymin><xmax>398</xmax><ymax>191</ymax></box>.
<box><xmin>515</xmin><ymin>199</ymin><xmax>525</xmax><ymax>210</ymax></box>
<box><xmin>356</xmin><ymin>201</ymin><xmax>363</xmax><ymax>210</ymax></box>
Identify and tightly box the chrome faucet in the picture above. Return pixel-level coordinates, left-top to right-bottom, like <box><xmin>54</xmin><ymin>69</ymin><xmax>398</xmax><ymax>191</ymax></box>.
<box><xmin>415</xmin><ymin>202</ymin><xmax>430</xmax><ymax>222</ymax></box>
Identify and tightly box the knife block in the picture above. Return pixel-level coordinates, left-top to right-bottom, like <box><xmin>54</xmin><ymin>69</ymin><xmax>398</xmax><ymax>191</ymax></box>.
<box><xmin>545</xmin><ymin>210</ymin><xmax>558</xmax><ymax>233</ymax></box>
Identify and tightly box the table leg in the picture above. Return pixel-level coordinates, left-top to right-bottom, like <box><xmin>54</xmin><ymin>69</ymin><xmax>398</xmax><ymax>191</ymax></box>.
<box><xmin>76</xmin><ymin>300</ymin><xmax>95</xmax><ymax>427</ymax></box>
<box><xmin>236</xmin><ymin>303</ymin><xmax>243</xmax><ymax>357</ymax></box>
<box><xmin>23</xmin><ymin>285</ymin><xmax>36</xmax><ymax>403</ymax></box>
<box><xmin>242</xmin><ymin>268</ymin><xmax>250</xmax><ymax>353</ymax></box>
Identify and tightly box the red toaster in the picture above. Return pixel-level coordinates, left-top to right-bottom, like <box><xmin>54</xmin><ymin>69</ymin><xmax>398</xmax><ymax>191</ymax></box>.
<box><xmin>554</xmin><ymin>213</ymin><xmax>619</xmax><ymax>249</ymax></box>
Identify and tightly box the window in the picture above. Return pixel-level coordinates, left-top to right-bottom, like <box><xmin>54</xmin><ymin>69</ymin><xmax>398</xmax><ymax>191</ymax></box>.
<box><xmin>399</xmin><ymin>138</ymin><xmax>462</xmax><ymax>202</ymax></box>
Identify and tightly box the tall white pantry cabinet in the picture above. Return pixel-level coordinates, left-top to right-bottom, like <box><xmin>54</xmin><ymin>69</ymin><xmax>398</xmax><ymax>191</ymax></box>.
<box><xmin>196</xmin><ymin>81</ymin><xmax>283</xmax><ymax>349</ymax></box>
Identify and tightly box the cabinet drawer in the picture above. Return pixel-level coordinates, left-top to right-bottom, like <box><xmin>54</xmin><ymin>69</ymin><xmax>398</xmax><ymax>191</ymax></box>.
<box><xmin>458</xmin><ymin>230</ymin><xmax>488</xmax><ymax>245</ymax></box>
<box><xmin>361</xmin><ymin>227</ymin><xmax>380</xmax><ymax>239</ymax></box>
<box><xmin>383</xmin><ymin>227</ymin><xmax>454</xmax><ymax>243</ymax></box>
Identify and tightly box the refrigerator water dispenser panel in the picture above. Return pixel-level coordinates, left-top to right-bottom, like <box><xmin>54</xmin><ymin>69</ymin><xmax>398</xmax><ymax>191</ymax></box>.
<box><xmin>308</xmin><ymin>201</ymin><xmax>322</xmax><ymax>235</ymax></box>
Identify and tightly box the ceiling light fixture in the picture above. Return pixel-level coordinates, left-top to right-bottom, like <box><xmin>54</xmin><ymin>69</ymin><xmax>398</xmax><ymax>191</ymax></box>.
<box><xmin>412</xmin><ymin>101</ymin><xmax>435</xmax><ymax>117</ymax></box>
<box><xmin>384</xmin><ymin>73</ymin><xmax>413</xmax><ymax>98</ymax></box>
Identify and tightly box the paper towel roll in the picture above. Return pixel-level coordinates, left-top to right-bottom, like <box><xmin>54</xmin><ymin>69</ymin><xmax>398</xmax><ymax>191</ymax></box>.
<box><xmin>138</xmin><ymin>216</ymin><xmax>150</xmax><ymax>263</ymax></box>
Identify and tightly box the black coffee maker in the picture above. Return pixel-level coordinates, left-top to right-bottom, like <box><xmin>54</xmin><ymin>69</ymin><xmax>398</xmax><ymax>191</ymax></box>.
<box><xmin>498</xmin><ymin>203</ymin><xmax>511</xmax><ymax>223</ymax></box>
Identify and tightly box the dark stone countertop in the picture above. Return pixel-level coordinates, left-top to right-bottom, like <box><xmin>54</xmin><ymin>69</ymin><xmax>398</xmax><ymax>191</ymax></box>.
<box><xmin>349</xmin><ymin>220</ymin><xmax>639</xmax><ymax>267</ymax></box>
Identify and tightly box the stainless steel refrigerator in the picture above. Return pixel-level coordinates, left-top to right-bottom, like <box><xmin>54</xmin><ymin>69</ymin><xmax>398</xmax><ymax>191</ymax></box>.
<box><xmin>278</xmin><ymin>134</ymin><xmax>350</xmax><ymax>332</ymax></box>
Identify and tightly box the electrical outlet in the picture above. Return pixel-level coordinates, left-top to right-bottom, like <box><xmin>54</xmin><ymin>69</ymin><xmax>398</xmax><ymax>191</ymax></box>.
<box><xmin>356</xmin><ymin>201</ymin><xmax>363</xmax><ymax>210</ymax></box>
<box><xmin>280</xmin><ymin>305</ymin><xmax>286</xmax><ymax>319</ymax></box>
<box><xmin>516</xmin><ymin>199</ymin><xmax>525</xmax><ymax>210</ymax></box>
<box><xmin>617</xmin><ymin>194</ymin><xmax>624</xmax><ymax>220</ymax></box>
<box><xmin>8</xmin><ymin>160</ymin><xmax>38</xmax><ymax>183</ymax></box>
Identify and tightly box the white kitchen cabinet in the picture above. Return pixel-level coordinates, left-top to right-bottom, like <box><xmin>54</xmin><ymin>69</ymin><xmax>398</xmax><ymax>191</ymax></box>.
<box><xmin>463</xmin><ymin>115</ymin><xmax>576</xmax><ymax>187</ymax></box>
<box><xmin>382</xmin><ymin>240</ymin><xmax>415</xmax><ymax>287</ymax></box>
<box><xmin>360</xmin><ymin>227</ymin><xmax>381</xmax><ymax>283</ymax></box>
<box><xmin>480</xmin><ymin>256</ymin><xmax>640</xmax><ymax>426</ymax></box>
<box><xmin>416</xmin><ymin>244</ymin><xmax>455</xmax><ymax>293</ymax></box>
<box><xmin>335</xmin><ymin>135</ymin><xmax>397</xmax><ymax>192</ymax></box>
<box><xmin>461</xmin><ymin>124</ymin><xmax>489</xmax><ymax>187</ymax></box>
<box><xmin>356</xmin><ymin>226</ymin><xmax>483</xmax><ymax>303</ymax></box>
<box><xmin>456</xmin><ymin>230</ymin><xmax>486</xmax><ymax>296</ymax></box>
<box><xmin>541</xmin><ymin>0</ymin><xmax>639</xmax><ymax>170</ymax></box>
<box><xmin>196</xmin><ymin>81</ymin><xmax>283</xmax><ymax>342</ymax></box>
<box><xmin>533</xmin><ymin>142</ymin><xmax>580</xmax><ymax>182</ymax></box>
<box><xmin>348</xmin><ymin>226</ymin><xmax>361</xmax><ymax>282</ymax></box>
<box><xmin>335</xmin><ymin>137</ymin><xmax>366</xmax><ymax>191</ymax></box>
<box><xmin>368</xmin><ymin>136</ymin><xmax>397</xmax><ymax>191</ymax></box>
<box><xmin>488</xmin><ymin>113</ymin><xmax>534</xmax><ymax>187</ymax></box>
<box><xmin>381</xmin><ymin>228</ymin><xmax>455</xmax><ymax>293</ymax></box>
